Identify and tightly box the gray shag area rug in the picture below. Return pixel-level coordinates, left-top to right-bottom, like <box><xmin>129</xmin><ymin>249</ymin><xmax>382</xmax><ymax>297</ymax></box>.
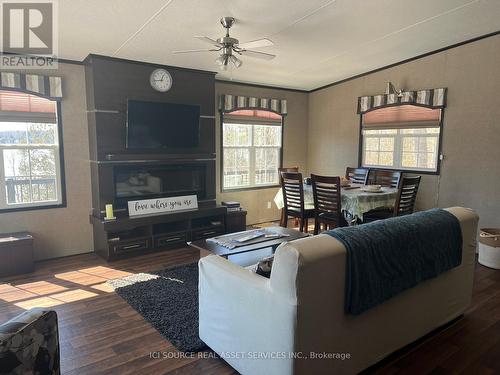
<box><xmin>107</xmin><ymin>262</ymin><xmax>206</xmax><ymax>352</ymax></box>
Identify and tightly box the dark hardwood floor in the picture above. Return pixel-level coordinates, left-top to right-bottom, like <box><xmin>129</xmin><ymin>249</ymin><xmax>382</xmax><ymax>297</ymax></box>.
<box><xmin>1</xmin><ymin>245</ymin><xmax>499</xmax><ymax>374</ymax></box>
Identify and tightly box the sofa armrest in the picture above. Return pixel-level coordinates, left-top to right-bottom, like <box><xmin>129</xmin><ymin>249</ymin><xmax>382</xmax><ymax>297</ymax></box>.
<box><xmin>0</xmin><ymin>308</ymin><xmax>60</xmax><ymax>375</ymax></box>
<box><xmin>198</xmin><ymin>255</ymin><xmax>296</xmax><ymax>375</ymax></box>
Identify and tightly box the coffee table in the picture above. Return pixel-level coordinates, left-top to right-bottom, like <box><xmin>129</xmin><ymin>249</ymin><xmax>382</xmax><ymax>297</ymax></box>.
<box><xmin>188</xmin><ymin>226</ymin><xmax>309</xmax><ymax>258</ymax></box>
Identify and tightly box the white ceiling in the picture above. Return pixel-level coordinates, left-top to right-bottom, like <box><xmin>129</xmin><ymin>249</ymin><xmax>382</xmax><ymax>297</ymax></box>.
<box><xmin>59</xmin><ymin>0</ymin><xmax>500</xmax><ymax>90</ymax></box>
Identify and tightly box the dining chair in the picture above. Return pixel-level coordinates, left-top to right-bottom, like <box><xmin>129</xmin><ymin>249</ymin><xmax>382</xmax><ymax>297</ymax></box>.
<box><xmin>278</xmin><ymin>166</ymin><xmax>299</xmax><ymax>226</ymax></box>
<box><xmin>367</xmin><ymin>169</ymin><xmax>402</xmax><ymax>188</ymax></box>
<box><xmin>278</xmin><ymin>166</ymin><xmax>299</xmax><ymax>174</ymax></box>
<box><xmin>363</xmin><ymin>175</ymin><xmax>422</xmax><ymax>222</ymax></box>
<box><xmin>280</xmin><ymin>172</ymin><xmax>315</xmax><ymax>232</ymax></box>
<box><xmin>345</xmin><ymin>167</ymin><xmax>369</xmax><ymax>185</ymax></box>
<box><xmin>311</xmin><ymin>174</ymin><xmax>348</xmax><ymax>234</ymax></box>
<box><xmin>393</xmin><ymin>175</ymin><xmax>421</xmax><ymax>216</ymax></box>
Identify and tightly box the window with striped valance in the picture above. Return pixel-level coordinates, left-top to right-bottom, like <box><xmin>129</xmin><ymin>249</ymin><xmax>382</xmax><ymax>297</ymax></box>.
<box><xmin>358</xmin><ymin>87</ymin><xmax>447</xmax><ymax>174</ymax></box>
<box><xmin>220</xmin><ymin>97</ymin><xmax>285</xmax><ymax>191</ymax></box>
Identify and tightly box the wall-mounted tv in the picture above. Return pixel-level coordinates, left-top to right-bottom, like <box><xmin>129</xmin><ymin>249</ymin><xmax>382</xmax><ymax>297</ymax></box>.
<box><xmin>126</xmin><ymin>100</ymin><xmax>200</xmax><ymax>149</ymax></box>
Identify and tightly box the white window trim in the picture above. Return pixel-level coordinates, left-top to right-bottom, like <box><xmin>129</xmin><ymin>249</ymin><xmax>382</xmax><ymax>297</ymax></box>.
<box><xmin>361</xmin><ymin>128</ymin><xmax>440</xmax><ymax>173</ymax></box>
<box><xmin>222</xmin><ymin>120</ymin><xmax>283</xmax><ymax>191</ymax></box>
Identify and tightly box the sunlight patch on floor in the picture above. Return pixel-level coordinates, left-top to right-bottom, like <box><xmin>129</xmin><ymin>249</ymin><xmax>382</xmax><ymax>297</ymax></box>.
<box><xmin>49</xmin><ymin>289</ymin><xmax>99</xmax><ymax>303</ymax></box>
<box><xmin>54</xmin><ymin>266</ymin><xmax>133</xmax><ymax>286</ymax></box>
<box><xmin>78</xmin><ymin>266</ymin><xmax>132</xmax><ymax>279</ymax></box>
<box><xmin>90</xmin><ymin>282</ymin><xmax>115</xmax><ymax>293</ymax></box>
<box><xmin>14</xmin><ymin>296</ymin><xmax>64</xmax><ymax>309</ymax></box>
<box><xmin>0</xmin><ymin>289</ymin><xmax>38</xmax><ymax>302</ymax></box>
<box><xmin>1</xmin><ymin>266</ymin><xmax>128</xmax><ymax>310</ymax></box>
<box><xmin>0</xmin><ymin>284</ymin><xmax>21</xmax><ymax>294</ymax></box>
<box><xmin>16</xmin><ymin>280</ymin><xmax>68</xmax><ymax>295</ymax></box>
<box><xmin>54</xmin><ymin>271</ymin><xmax>109</xmax><ymax>285</ymax></box>
<box><xmin>13</xmin><ymin>288</ymin><xmax>99</xmax><ymax>309</ymax></box>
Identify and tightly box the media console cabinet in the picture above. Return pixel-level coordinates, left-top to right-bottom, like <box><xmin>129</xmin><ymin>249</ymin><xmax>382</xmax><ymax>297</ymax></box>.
<box><xmin>91</xmin><ymin>205</ymin><xmax>227</xmax><ymax>260</ymax></box>
<box><xmin>84</xmin><ymin>55</ymin><xmax>231</xmax><ymax>261</ymax></box>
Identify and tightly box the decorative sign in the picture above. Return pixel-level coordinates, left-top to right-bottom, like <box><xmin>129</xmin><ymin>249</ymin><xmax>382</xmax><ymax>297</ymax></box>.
<box><xmin>128</xmin><ymin>195</ymin><xmax>198</xmax><ymax>217</ymax></box>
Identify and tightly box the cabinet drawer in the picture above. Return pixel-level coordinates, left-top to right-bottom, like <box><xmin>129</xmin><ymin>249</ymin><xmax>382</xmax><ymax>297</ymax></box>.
<box><xmin>154</xmin><ymin>232</ymin><xmax>187</xmax><ymax>248</ymax></box>
<box><xmin>192</xmin><ymin>226</ymin><xmax>224</xmax><ymax>240</ymax></box>
<box><xmin>111</xmin><ymin>238</ymin><xmax>151</xmax><ymax>254</ymax></box>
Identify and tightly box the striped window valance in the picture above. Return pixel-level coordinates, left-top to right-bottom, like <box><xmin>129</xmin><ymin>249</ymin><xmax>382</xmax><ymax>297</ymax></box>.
<box><xmin>219</xmin><ymin>94</ymin><xmax>287</xmax><ymax>115</ymax></box>
<box><xmin>0</xmin><ymin>72</ymin><xmax>63</xmax><ymax>100</ymax></box>
<box><xmin>357</xmin><ymin>88</ymin><xmax>446</xmax><ymax>114</ymax></box>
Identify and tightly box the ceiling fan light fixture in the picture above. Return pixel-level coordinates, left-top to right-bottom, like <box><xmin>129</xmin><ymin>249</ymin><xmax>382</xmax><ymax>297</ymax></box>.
<box><xmin>177</xmin><ymin>17</ymin><xmax>277</xmax><ymax>69</ymax></box>
<box><xmin>230</xmin><ymin>55</ymin><xmax>243</xmax><ymax>68</ymax></box>
<box><xmin>216</xmin><ymin>55</ymin><xmax>230</xmax><ymax>70</ymax></box>
<box><xmin>215</xmin><ymin>55</ymin><xmax>224</xmax><ymax>65</ymax></box>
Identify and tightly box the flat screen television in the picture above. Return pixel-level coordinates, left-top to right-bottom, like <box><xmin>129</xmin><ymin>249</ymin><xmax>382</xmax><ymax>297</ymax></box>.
<box><xmin>126</xmin><ymin>100</ymin><xmax>200</xmax><ymax>149</ymax></box>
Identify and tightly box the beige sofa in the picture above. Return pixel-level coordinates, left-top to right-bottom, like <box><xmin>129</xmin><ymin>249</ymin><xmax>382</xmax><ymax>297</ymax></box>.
<box><xmin>198</xmin><ymin>207</ymin><xmax>478</xmax><ymax>375</ymax></box>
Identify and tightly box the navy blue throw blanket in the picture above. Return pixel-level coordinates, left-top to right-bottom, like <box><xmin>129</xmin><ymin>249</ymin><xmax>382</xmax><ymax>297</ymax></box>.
<box><xmin>326</xmin><ymin>209</ymin><xmax>463</xmax><ymax>315</ymax></box>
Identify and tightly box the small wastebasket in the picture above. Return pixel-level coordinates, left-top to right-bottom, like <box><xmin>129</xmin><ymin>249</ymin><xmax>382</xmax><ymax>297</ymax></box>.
<box><xmin>479</xmin><ymin>228</ymin><xmax>500</xmax><ymax>269</ymax></box>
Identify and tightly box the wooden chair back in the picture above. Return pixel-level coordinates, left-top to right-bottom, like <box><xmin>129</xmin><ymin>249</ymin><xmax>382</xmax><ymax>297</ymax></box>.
<box><xmin>280</xmin><ymin>172</ymin><xmax>305</xmax><ymax>212</ymax></box>
<box><xmin>311</xmin><ymin>174</ymin><xmax>342</xmax><ymax>217</ymax></box>
<box><xmin>278</xmin><ymin>166</ymin><xmax>299</xmax><ymax>174</ymax></box>
<box><xmin>345</xmin><ymin>167</ymin><xmax>369</xmax><ymax>185</ymax></box>
<box><xmin>394</xmin><ymin>176</ymin><xmax>421</xmax><ymax>216</ymax></box>
<box><xmin>278</xmin><ymin>166</ymin><xmax>299</xmax><ymax>185</ymax></box>
<box><xmin>368</xmin><ymin>169</ymin><xmax>402</xmax><ymax>188</ymax></box>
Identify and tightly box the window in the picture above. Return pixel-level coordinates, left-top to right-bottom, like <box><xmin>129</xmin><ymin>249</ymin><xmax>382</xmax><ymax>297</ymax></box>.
<box><xmin>360</xmin><ymin>105</ymin><xmax>442</xmax><ymax>173</ymax></box>
<box><xmin>0</xmin><ymin>90</ymin><xmax>64</xmax><ymax>211</ymax></box>
<box><xmin>222</xmin><ymin>110</ymin><xmax>282</xmax><ymax>190</ymax></box>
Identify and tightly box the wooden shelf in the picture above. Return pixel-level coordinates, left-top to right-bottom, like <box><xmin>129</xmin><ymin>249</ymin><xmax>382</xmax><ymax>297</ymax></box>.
<box><xmin>92</xmin><ymin>205</ymin><xmax>228</xmax><ymax>260</ymax></box>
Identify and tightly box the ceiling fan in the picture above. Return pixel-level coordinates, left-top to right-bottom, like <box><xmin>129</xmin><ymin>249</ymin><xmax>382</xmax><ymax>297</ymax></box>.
<box><xmin>173</xmin><ymin>17</ymin><xmax>276</xmax><ymax>70</ymax></box>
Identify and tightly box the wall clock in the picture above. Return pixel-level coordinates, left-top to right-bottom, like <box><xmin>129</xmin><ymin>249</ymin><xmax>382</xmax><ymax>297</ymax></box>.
<box><xmin>150</xmin><ymin>69</ymin><xmax>172</xmax><ymax>92</ymax></box>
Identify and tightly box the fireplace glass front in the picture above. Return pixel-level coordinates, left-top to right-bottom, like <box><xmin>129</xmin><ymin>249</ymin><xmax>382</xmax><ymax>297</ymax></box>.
<box><xmin>114</xmin><ymin>164</ymin><xmax>207</xmax><ymax>206</ymax></box>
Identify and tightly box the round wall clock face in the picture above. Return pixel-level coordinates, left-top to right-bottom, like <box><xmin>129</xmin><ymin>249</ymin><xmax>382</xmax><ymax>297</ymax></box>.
<box><xmin>150</xmin><ymin>69</ymin><xmax>172</xmax><ymax>92</ymax></box>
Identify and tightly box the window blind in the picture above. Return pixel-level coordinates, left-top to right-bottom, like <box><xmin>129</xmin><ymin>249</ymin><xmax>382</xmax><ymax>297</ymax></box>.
<box><xmin>362</xmin><ymin>105</ymin><xmax>441</xmax><ymax>130</ymax></box>
<box><xmin>0</xmin><ymin>90</ymin><xmax>57</xmax><ymax>123</ymax></box>
<box><xmin>224</xmin><ymin>109</ymin><xmax>282</xmax><ymax>126</ymax></box>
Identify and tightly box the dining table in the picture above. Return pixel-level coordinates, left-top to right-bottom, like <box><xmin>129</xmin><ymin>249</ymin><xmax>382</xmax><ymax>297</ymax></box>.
<box><xmin>273</xmin><ymin>183</ymin><xmax>399</xmax><ymax>222</ymax></box>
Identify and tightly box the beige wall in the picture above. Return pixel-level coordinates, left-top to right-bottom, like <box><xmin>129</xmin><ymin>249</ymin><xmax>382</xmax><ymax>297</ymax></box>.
<box><xmin>215</xmin><ymin>82</ymin><xmax>309</xmax><ymax>224</ymax></box>
<box><xmin>0</xmin><ymin>63</ymin><xmax>93</xmax><ymax>260</ymax></box>
<box><xmin>307</xmin><ymin>34</ymin><xmax>500</xmax><ymax>228</ymax></box>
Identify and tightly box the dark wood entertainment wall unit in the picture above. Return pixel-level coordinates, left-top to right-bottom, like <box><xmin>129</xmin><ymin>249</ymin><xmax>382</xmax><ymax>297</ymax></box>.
<box><xmin>85</xmin><ymin>55</ymin><xmax>237</xmax><ymax>260</ymax></box>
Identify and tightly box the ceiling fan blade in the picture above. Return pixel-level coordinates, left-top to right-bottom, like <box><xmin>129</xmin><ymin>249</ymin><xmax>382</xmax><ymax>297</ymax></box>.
<box><xmin>173</xmin><ymin>49</ymin><xmax>216</xmax><ymax>54</ymax></box>
<box><xmin>194</xmin><ymin>36</ymin><xmax>222</xmax><ymax>47</ymax></box>
<box><xmin>240</xmin><ymin>49</ymin><xmax>276</xmax><ymax>60</ymax></box>
<box><xmin>238</xmin><ymin>38</ymin><xmax>274</xmax><ymax>49</ymax></box>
